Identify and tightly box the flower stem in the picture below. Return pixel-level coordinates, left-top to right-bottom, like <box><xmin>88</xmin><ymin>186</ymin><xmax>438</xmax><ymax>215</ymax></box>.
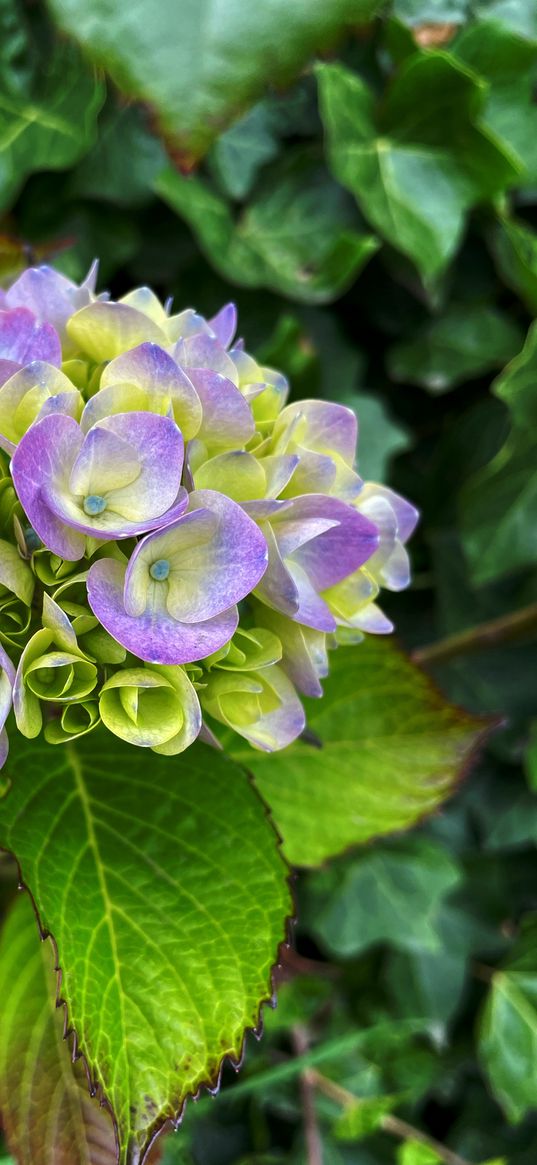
<box><xmin>310</xmin><ymin>1070</ymin><xmax>474</xmax><ymax>1165</ymax></box>
<box><xmin>412</xmin><ymin>601</ymin><xmax>537</xmax><ymax>667</ymax></box>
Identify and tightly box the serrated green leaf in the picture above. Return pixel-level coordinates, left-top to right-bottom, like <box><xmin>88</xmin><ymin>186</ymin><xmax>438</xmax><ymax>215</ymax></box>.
<box><xmin>304</xmin><ymin>838</ymin><xmax>462</xmax><ymax>958</ymax></box>
<box><xmin>0</xmin><ymin>892</ymin><xmax>117</xmax><ymax>1164</ymax></box>
<box><xmin>0</xmin><ymin>733</ymin><xmax>291</xmax><ymax>1164</ymax></box>
<box><xmin>387</xmin><ymin>304</ymin><xmax>522</xmax><ymax>392</ymax></box>
<box><xmin>317</xmin><ymin>55</ymin><xmax>518</xmax><ymax>281</ymax></box>
<box><xmin>479</xmin><ymin>917</ymin><xmax>537</xmax><ymax>1123</ymax></box>
<box><xmin>232</xmin><ymin>640</ymin><xmax>491</xmax><ymax>866</ymax></box>
<box><xmin>156</xmin><ymin>153</ymin><xmax>378</xmax><ymax>304</ymax></box>
<box><xmin>46</xmin><ymin>0</ymin><xmax>382</xmax><ymax>164</ymax></box>
<box><xmin>0</xmin><ymin>43</ymin><xmax>105</xmax><ymax>211</ymax></box>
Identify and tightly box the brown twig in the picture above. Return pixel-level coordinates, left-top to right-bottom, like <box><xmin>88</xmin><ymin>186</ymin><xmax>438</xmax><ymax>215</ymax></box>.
<box><xmin>278</xmin><ymin>947</ymin><xmax>341</xmax><ymax>981</ymax></box>
<box><xmin>310</xmin><ymin>1070</ymin><xmax>474</xmax><ymax>1165</ymax></box>
<box><xmin>412</xmin><ymin>602</ymin><xmax>537</xmax><ymax>667</ymax></box>
<box><xmin>292</xmin><ymin>1027</ymin><xmax>324</xmax><ymax>1165</ymax></box>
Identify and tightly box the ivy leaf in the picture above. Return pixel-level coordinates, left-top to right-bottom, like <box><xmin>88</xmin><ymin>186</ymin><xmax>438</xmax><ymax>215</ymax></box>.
<box><xmin>452</xmin><ymin>20</ymin><xmax>537</xmax><ymax>179</ymax></box>
<box><xmin>397</xmin><ymin>1143</ymin><xmax>444</xmax><ymax>1165</ymax></box>
<box><xmin>334</xmin><ymin>1093</ymin><xmax>395</xmax><ymax>1140</ymax></box>
<box><xmin>71</xmin><ymin>104</ymin><xmax>167</xmax><ymax>208</ymax></box>
<box><xmin>479</xmin><ymin>917</ymin><xmax>537</xmax><ymax>1123</ymax></box>
<box><xmin>461</xmin><ymin>322</ymin><xmax>537</xmax><ymax>582</ymax></box>
<box><xmin>0</xmin><ymin>43</ymin><xmax>105</xmax><ymax>211</ymax></box>
<box><xmin>155</xmin><ymin>153</ymin><xmax>378</xmax><ymax>304</ymax></box>
<box><xmin>317</xmin><ymin>55</ymin><xmax>518</xmax><ymax>281</ymax></box>
<box><xmin>231</xmin><ymin>640</ymin><xmax>491</xmax><ymax>867</ymax></box>
<box><xmin>490</xmin><ymin>216</ymin><xmax>537</xmax><ymax>315</ymax></box>
<box><xmin>387</xmin><ymin>304</ymin><xmax>523</xmax><ymax>392</ymax></box>
<box><xmin>0</xmin><ymin>734</ymin><xmax>291</xmax><ymax>1165</ymax></box>
<box><xmin>46</xmin><ymin>0</ymin><xmax>382</xmax><ymax>165</ymax></box>
<box><xmin>304</xmin><ymin>838</ymin><xmax>462</xmax><ymax>957</ymax></box>
<box><xmin>0</xmin><ymin>892</ymin><xmax>117</xmax><ymax>1165</ymax></box>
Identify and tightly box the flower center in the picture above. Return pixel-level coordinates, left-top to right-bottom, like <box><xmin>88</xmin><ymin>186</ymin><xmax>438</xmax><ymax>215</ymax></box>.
<box><xmin>150</xmin><ymin>558</ymin><xmax>171</xmax><ymax>581</ymax></box>
<box><xmin>83</xmin><ymin>495</ymin><xmax>107</xmax><ymax>516</ymax></box>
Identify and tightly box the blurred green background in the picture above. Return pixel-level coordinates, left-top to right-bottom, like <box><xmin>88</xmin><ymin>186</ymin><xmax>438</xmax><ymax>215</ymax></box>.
<box><xmin>1</xmin><ymin>0</ymin><xmax>536</xmax><ymax>1162</ymax></box>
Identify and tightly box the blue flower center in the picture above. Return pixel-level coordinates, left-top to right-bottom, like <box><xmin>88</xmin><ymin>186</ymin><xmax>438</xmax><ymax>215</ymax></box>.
<box><xmin>83</xmin><ymin>495</ymin><xmax>107</xmax><ymax>516</ymax></box>
<box><xmin>150</xmin><ymin>558</ymin><xmax>170</xmax><ymax>581</ymax></box>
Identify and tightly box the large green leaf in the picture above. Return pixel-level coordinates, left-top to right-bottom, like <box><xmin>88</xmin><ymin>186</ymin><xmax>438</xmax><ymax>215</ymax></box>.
<box><xmin>317</xmin><ymin>55</ymin><xmax>518</xmax><ymax>281</ymax></box>
<box><xmin>461</xmin><ymin>322</ymin><xmax>537</xmax><ymax>581</ymax></box>
<box><xmin>0</xmin><ymin>893</ymin><xmax>117</xmax><ymax>1164</ymax></box>
<box><xmin>46</xmin><ymin>0</ymin><xmax>382</xmax><ymax>165</ymax></box>
<box><xmin>0</xmin><ymin>43</ymin><xmax>104</xmax><ymax>211</ymax></box>
<box><xmin>0</xmin><ymin>734</ymin><xmax>291</xmax><ymax>1165</ymax></box>
<box><xmin>479</xmin><ymin>917</ymin><xmax>537</xmax><ymax>1123</ymax></box>
<box><xmin>156</xmin><ymin>153</ymin><xmax>378</xmax><ymax>303</ymax></box>
<box><xmin>231</xmin><ymin>640</ymin><xmax>491</xmax><ymax>867</ymax></box>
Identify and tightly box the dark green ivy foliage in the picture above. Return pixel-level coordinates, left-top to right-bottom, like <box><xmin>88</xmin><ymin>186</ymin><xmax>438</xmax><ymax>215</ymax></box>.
<box><xmin>1</xmin><ymin>0</ymin><xmax>536</xmax><ymax>1163</ymax></box>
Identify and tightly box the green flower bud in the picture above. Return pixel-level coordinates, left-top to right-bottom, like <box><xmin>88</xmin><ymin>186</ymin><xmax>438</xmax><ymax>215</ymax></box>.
<box><xmin>0</xmin><ymin>595</ymin><xmax>33</xmax><ymax>649</ymax></box>
<box><xmin>44</xmin><ymin>700</ymin><xmax>100</xmax><ymax>745</ymax></box>
<box><xmin>14</xmin><ymin>595</ymin><xmax>98</xmax><ymax>739</ymax></box>
<box><xmin>201</xmin><ymin>664</ymin><xmax>304</xmax><ymax>751</ymax></box>
<box><xmin>31</xmin><ymin>548</ymin><xmax>80</xmax><ymax>588</ymax></box>
<box><xmin>99</xmin><ymin>664</ymin><xmax>201</xmax><ymax>754</ymax></box>
<box><xmin>204</xmin><ymin>627</ymin><xmax>282</xmax><ymax>673</ymax></box>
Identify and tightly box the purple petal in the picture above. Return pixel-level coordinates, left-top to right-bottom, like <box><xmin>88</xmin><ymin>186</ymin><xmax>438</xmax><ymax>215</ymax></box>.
<box><xmin>74</xmin><ymin>412</ymin><xmax>184</xmax><ymax>522</ymax></box>
<box><xmin>256</xmin><ymin>606</ymin><xmax>328</xmax><ymax>698</ymax></box>
<box><xmin>87</xmin><ymin>558</ymin><xmax>239</xmax><ymax>665</ymax></box>
<box><xmin>0</xmin><ymin>642</ymin><xmax>15</xmax><ymax>740</ymax></box>
<box><xmin>208</xmin><ymin>303</ymin><xmax>237</xmax><ymax>348</ymax></box>
<box><xmin>0</xmin><ymin>307</ymin><xmax>61</xmax><ymax>371</ymax></box>
<box><xmin>276</xmin><ymin>399</ymin><xmax>358</xmax><ymax>464</ymax></box>
<box><xmin>278</xmin><ymin>495</ymin><xmax>379</xmax><ymax>591</ymax></box>
<box><xmin>354</xmin><ymin>602</ymin><xmax>394</xmax><ymax>634</ymax></box>
<box><xmin>11</xmin><ymin>412</ymin><xmax>187</xmax><ymax>559</ymax></box>
<box><xmin>287</xmin><ymin>561</ymin><xmax>336</xmax><ymax>632</ymax></box>
<box><xmin>11</xmin><ymin>414</ymin><xmax>86</xmax><ymax>560</ymax></box>
<box><xmin>124</xmin><ymin>489</ymin><xmax>268</xmax><ymax>623</ymax></box>
<box><xmin>97</xmin><ymin>341</ymin><xmax>202</xmax><ymax>439</ymax></box>
<box><xmin>0</xmin><ymin>359</ymin><xmax>19</xmax><ymax>385</ymax></box>
<box><xmin>242</xmin><ymin>499</ymin><xmax>294</xmax><ymax>520</ymax></box>
<box><xmin>253</xmin><ymin>522</ymin><xmax>299</xmax><ymax>617</ymax></box>
<box><xmin>5</xmin><ymin>264</ymin><xmax>95</xmax><ymax>338</ymax></box>
<box><xmin>186</xmin><ymin>369</ymin><xmax>255</xmax><ymax>449</ymax></box>
<box><xmin>359</xmin><ymin>483</ymin><xmax>419</xmax><ymax>543</ymax></box>
<box><xmin>0</xmin><ymin>360</ymin><xmax>82</xmax><ymax>453</ymax></box>
<box><xmin>175</xmin><ymin>333</ymin><xmax>239</xmax><ymax>384</ymax></box>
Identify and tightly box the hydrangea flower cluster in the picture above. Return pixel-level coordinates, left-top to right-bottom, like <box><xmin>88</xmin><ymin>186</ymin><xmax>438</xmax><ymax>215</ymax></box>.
<box><xmin>0</xmin><ymin>264</ymin><xmax>418</xmax><ymax>759</ymax></box>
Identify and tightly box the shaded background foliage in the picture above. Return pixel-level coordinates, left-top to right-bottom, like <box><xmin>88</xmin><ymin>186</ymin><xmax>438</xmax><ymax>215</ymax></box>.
<box><xmin>0</xmin><ymin>0</ymin><xmax>536</xmax><ymax>1162</ymax></box>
